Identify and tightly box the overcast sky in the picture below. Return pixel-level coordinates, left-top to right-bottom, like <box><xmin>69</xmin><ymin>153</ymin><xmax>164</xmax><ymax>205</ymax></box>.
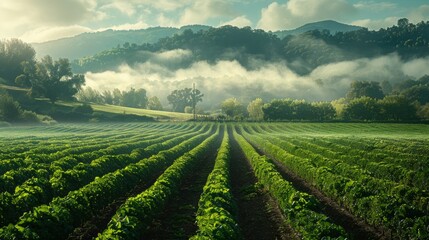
<box><xmin>1</xmin><ymin>0</ymin><xmax>428</xmax><ymax>43</ymax></box>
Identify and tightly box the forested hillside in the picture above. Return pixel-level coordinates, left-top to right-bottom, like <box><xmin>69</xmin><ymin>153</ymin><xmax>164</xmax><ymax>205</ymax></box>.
<box><xmin>72</xmin><ymin>18</ymin><xmax>429</xmax><ymax>74</ymax></box>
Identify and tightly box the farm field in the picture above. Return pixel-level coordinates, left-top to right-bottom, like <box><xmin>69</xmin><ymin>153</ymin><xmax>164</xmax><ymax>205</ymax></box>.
<box><xmin>0</xmin><ymin>123</ymin><xmax>428</xmax><ymax>239</ymax></box>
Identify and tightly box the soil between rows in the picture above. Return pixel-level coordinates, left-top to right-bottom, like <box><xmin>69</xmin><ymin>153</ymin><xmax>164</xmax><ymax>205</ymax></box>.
<box><xmin>66</xmin><ymin>133</ymin><xmax>214</xmax><ymax>240</ymax></box>
<box><xmin>142</xmin><ymin>131</ymin><xmax>223</xmax><ymax>239</ymax></box>
<box><xmin>66</xmin><ymin>169</ymin><xmax>164</xmax><ymax>240</ymax></box>
<box><xmin>245</xmin><ymin>136</ymin><xmax>390</xmax><ymax>240</ymax></box>
<box><xmin>228</xmin><ymin>127</ymin><xmax>298</xmax><ymax>240</ymax></box>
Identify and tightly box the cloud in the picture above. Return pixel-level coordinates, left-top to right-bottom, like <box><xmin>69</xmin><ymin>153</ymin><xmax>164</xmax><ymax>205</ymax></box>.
<box><xmin>20</xmin><ymin>25</ymin><xmax>92</xmax><ymax>43</ymax></box>
<box><xmin>84</xmin><ymin>49</ymin><xmax>429</xmax><ymax>109</ymax></box>
<box><xmin>353</xmin><ymin>1</ymin><xmax>397</xmax><ymax>11</ymax></box>
<box><xmin>0</xmin><ymin>0</ymin><xmax>102</xmax><ymax>26</ymax></box>
<box><xmin>96</xmin><ymin>21</ymin><xmax>150</xmax><ymax>31</ymax></box>
<box><xmin>101</xmin><ymin>1</ymin><xmax>136</xmax><ymax>16</ymax></box>
<box><xmin>352</xmin><ymin>17</ymin><xmax>398</xmax><ymax>30</ymax></box>
<box><xmin>0</xmin><ymin>0</ymin><xmax>104</xmax><ymax>39</ymax></box>
<box><xmin>126</xmin><ymin>0</ymin><xmax>192</xmax><ymax>12</ymax></box>
<box><xmin>257</xmin><ymin>0</ymin><xmax>356</xmax><ymax>31</ymax></box>
<box><xmin>220</xmin><ymin>16</ymin><xmax>252</xmax><ymax>28</ymax></box>
<box><xmin>409</xmin><ymin>5</ymin><xmax>429</xmax><ymax>22</ymax></box>
<box><xmin>179</xmin><ymin>0</ymin><xmax>236</xmax><ymax>26</ymax></box>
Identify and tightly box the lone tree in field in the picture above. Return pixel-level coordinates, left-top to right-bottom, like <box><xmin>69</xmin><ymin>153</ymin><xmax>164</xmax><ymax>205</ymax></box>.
<box><xmin>167</xmin><ymin>88</ymin><xmax>203</xmax><ymax>112</ymax></box>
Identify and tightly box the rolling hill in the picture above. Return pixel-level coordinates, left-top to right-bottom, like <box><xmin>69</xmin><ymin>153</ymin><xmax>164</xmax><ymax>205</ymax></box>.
<box><xmin>32</xmin><ymin>25</ymin><xmax>211</xmax><ymax>60</ymax></box>
<box><xmin>31</xmin><ymin>20</ymin><xmax>363</xmax><ymax>61</ymax></box>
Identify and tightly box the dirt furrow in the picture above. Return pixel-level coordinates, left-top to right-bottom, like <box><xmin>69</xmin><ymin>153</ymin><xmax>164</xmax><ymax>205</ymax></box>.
<box><xmin>247</xmin><ymin>138</ymin><xmax>389</xmax><ymax>240</ymax></box>
<box><xmin>142</xmin><ymin>132</ymin><xmax>222</xmax><ymax>240</ymax></box>
<box><xmin>229</xmin><ymin>127</ymin><xmax>298</xmax><ymax>240</ymax></box>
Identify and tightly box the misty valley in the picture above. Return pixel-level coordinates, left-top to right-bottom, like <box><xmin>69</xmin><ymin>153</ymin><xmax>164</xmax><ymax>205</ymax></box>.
<box><xmin>1</xmin><ymin>8</ymin><xmax>429</xmax><ymax>240</ymax></box>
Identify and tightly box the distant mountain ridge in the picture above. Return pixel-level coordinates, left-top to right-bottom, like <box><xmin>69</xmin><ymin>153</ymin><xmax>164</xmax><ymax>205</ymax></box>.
<box><xmin>32</xmin><ymin>20</ymin><xmax>363</xmax><ymax>60</ymax></box>
<box><xmin>32</xmin><ymin>25</ymin><xmax>211</xmax><ymax>60</ymax></box>
<box><xmin>275</xmin><ymin>20</ymin><xmax>364</xmax><ymax>39</ymax></box>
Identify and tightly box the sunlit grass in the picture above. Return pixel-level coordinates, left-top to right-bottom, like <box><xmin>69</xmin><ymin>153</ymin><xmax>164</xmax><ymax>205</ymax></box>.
<box><xmin>56</xmin><ymin>101</ymin><xmax>194</xmax><ymax>121</ymax></box>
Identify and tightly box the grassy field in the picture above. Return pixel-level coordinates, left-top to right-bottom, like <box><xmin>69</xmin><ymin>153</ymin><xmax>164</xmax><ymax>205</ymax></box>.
<box><xmin>55</xmin><ymin>101</ymin><xmax>194</xmax><ymax>121</ymax></box>
<box><xmin>0</xmin><ymin>122</ymin><xmax>428</xmax><ymax>239</ymax></box>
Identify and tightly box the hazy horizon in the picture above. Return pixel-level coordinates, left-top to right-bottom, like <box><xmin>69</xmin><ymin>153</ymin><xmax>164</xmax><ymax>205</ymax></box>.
<box><xmin>0</xmin><ymin>0</ymin><xmax>428</xmax><ymax>43</ymax></box>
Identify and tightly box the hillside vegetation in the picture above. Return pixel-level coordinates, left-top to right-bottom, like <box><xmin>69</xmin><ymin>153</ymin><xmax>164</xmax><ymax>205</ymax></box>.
<box><xmin>72</xmin><ymin>19</ymin><xmax>429</xmax><ymax>74</ymax></box>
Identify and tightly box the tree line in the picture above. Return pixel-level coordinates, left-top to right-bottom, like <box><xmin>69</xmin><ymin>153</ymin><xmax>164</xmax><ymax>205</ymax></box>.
<box><xmin>220</xmin><ymin>75</ymin><xmax>429</xmax><ymax>122</ymax></box>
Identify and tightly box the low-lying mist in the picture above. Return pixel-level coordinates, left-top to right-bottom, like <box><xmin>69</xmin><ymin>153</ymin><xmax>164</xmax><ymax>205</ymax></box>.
<box><xmin>84</xmin><ymin>49</ymin><xmax>429</xmax><ymax>110</ymax></box>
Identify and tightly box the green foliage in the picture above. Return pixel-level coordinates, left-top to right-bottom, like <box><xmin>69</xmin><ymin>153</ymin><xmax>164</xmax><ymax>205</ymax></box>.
<box><xmin>247</xmin><ymin>98</ymin><xmax>264</xmax><ymax>121</ymax></box>
<box><xmin>147</xmin><ymin>96</ymin><xmax>163</xmax><ymax>110</ymax></box>
<box><xmin>221</xmin><ymin>98</ymin><xmax>245</xmax><ymax>119</ymax></box>
<box><xmin>97</xmin><ymin>126</ymin><xmax>219</xmax><ymax>239</ymax></box>
<box><xmin>167</xmin><ymin>88</ymin><xmax>203</xmax><ymax>112</ymax></box>
<box><xmin>0</xmin><ymin>124</ymin><xmax>215</xmax><ymax>239</ymax></box>
<box><xmin>192</xmin><ymin>129</ymin><xmax>240</xmax><ymax>239</ymax></box>
<box><xmin>73</xmin><ymin>20</ymin><xmax>429</xmax><ymax>75</ymax></box>
<box><xmin>0</xmin><ymin>94</ymin><xmax>22</xmax><ymax>122</ymax></box>
<box><xmin>343</xmin><ymin>97</ymin><xmax>381</xmax><ymax>121</ymax></box>
<box><xmin>0</xmin><ymin>39</ymin><xmax>36</xmax><ymax>84</ymax></box>
<box><xmin>346</xmin><ymin>81</ymin><xmax>385</xmax><ymax>100</ymax></box>
<box><xmin>234</xmin><ymin>127</ymin><xmax>346</xmax><ymax>239</ymax></box>
<box><xmin>243</xmin><ymin>124</ymin><xmax>429</xmax><ymax>239</ymax></box>
<box><xmin>263</xmin><ymin>99</ymin><xmax>335</xmax><ymax>121</ymax></box>
<box><xmin>24</xmin><ymin>56</ymin><xmax>85</xmax><ymax>103</ymax></box>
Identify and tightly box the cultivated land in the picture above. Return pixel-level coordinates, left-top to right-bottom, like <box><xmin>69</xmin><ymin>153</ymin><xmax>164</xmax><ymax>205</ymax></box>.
<box><xmin>0</xmin><ymin>123</ymin><xmax>428</xmax><ymax>239</ymax></box>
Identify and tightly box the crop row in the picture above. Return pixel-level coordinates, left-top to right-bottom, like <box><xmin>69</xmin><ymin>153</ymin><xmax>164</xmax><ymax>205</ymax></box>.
<box><xmin>191</xmin><ymin>129</ymin><xmax>240</xmax><ymax>239</ymax></box>
<box><xmin>97</xmin><ymin>126</ymin><xmax>220</xmax><ymax>239</ymax></box>
<box><xmin>0</xmin><ymin>124</ymin><xmax>207</xmax><ymax>226</ymax></box>
<box><xmin>241</xmin><ymin>126</ymin><xmax>429</xmax><ymax>239</ymax></box>
<box><xmin>0</xmin><ymin>124</ymin><xmax>216</xmax><ymax>239</ymax></box>
<box><xmin>233</xmin><ymin>127</ymin><xmax>347</xmax><ymax>239</ymax></box>
<box><xmin>250</xmin><ymin>124</ymin><xmax>429</xmax><ymax>191</ymax></box>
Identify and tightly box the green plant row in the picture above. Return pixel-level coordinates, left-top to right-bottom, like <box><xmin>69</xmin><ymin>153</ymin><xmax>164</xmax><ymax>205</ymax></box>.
<box><xmin>0</xmin><ymin>124</ymin><xmax>215</xmax><ymax>239</ymax></box>
<box><xmin>242</xmin><ymin>128</ymin><xmax>429</xmax><ymax>239</ymax></box>
<box><xmin>286</xmin><ymin>136</ymin><xmax>428</xmax><ymax>191</ymax></box>
<box><xmin>0</xmin><ymin>124</ymin><xmax>195</xmax><ymax>194</ymax></box>
<box><xmin>191</xmin><ymin>128</ymin><xmax>240</xmax><ymax>240</ymax></box>
<box><xmin>313</xmin><ymin>136</ymin><xmax>428</xmax><ymax>171</ymax></box>
<box><xmin>0</xmin><ymin>124</ymin><xmax>205</xmax><ymax>227</ymax></box>
<box><xmin>233</xmin><ymin>128</ymin><xmax>347</xmax><ymax>240</ymax></box>
<box><xmin>0</xmin><ymin>124</ymin><xmax>176</xmax><ymax>175</ymax></box>
<box><xmin>96</xmin><ymin>126</ymin><xmax>220</xmax><ymax>239</ymax></box>
<box><xmin>248</xmin><ymin>124</ymin><xmax>429</xmax><ymax>194</ymax></box>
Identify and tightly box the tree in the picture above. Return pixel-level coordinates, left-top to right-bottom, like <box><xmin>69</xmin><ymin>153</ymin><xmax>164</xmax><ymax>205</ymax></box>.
<box><xmin>167</xmin><ymin>88</ymin><xmax>203</xmax><ymax>112</ymax></box>
<box><xmin>262</xmin><ymin>99</ymin><xmax>294</xmax><ymax>120</ymax></box>
<box><xmin>147</xmin><ymin>96</ymin><xmax>163</xmax><ymax>110</ymax></box>
<box><xmin>417</xmin><ymin>103</ymin><xmax>429</xmax><ymax>120</ymax></box>
<box><xmin>402</xmin><ymin>85</ymin><xmax>429</xmax><ymax>105</ymax></box>
<box><xmin>121</xmin><ymin>88</ymin><xmax>148</xmax><ymax>108</ymax></box>
<box><xmin>0</xmin><ymin>39</ymin><xmax>36</xmax><ymax>84</ymax></box>
<box><xmin>343</xmin><ymin>97</ymin><xmax>381</xmax><ymax>121</ymax></box>
<box><xmin>221</xmin><ymin>98</ymin><xmax>245</xmax><ymax>118</ymax></box>
<box><xmin>331</xmin><ymin>98</ymin><xmax>347</xmax><ymax>119</ymax></box>
<box><xmin>0</xmin><ymin>94</ymin><xmax>22</xmax><ymax>122</ymax></box>
<box><xmin>378</xmin><ymin>95</ymin><xmax>417</xmax><ymax>121</ymax></box>
<box><xmin>247</xmin><ymin>98</ymin><xmax>264</xmax><ymax>121</ymax></box>
<box><xmin>398</xmin><ymin>18</ymin><xmax>409</xmax><ymax>29</ymax></box>
<box><xmin>311</xmin><ymin>102</ymin><xmax>336</xmax><ymax>121</ymax></box>
<box><xmin>112</xmin><ymin>89</ymin><xmax>122</xmax><ymax>105</ymax></box>
<box><xmin>102</xmin><ymin>90</ymin><xmax>114</xmax><ymax>104</ymax></box>
<box><xmin>76</xmin><ymin>87</ymin><xmax>103</xmax><ymax>103</ymax></box>
<box><xmin>25</xmin><ymin>56</ymin><xmax>85</xmax><ymax>103</ymax></box>
<box><xmin>346</xmin><ymin>81</ymin><xmax>385</xmax><ymax>100</ymax></box>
